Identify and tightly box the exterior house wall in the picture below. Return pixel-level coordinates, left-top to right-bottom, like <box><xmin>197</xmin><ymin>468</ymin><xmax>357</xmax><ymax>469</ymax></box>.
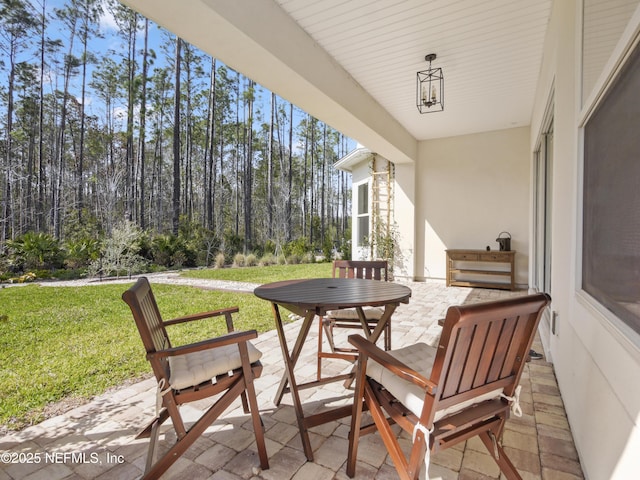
<box><xmin>393</xmin><ymin>163</ymin><xmax>416</xmax><ymax>279</ymax></box>
<box><xmin>350</xmin><ymin>161</ymin><xmax>371</xmax><ymax>261</ymax></box>
<box><xmin>531</xmin><ymin>1</ymin><xmax>640</xmax><ymax>478</ymax></box>
<box><xmin>339</xmin><ymin>2</ymin><xmax>640</xmax><ymax>477</ymax></box>
<box><xmin>346</xmin><ymin>154</ymin><xmax>417</xmax><ymax>280</ymax></box>
<box><xmin>414</xmin><ymin>127</ymin><xmax>531</xmax><ymax>286</ymax></box>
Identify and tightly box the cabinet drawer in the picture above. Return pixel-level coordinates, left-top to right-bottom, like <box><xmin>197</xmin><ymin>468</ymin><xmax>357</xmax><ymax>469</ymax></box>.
<box><xmin>479</xmin><ymin>253</ymin><xmax>508</xmax><ymax>262</ymax></box>
<box><xmin>449</xmin><ymin>252</ymin><xmax>479</xmax><ymax>261</ymax></box>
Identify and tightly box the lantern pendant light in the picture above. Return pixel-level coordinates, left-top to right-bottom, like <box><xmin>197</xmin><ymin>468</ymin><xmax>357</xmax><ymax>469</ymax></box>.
<box><xmin>416</xmin><ymin>53</ymin><xmax>444</xmax><ymax>113</ymax></box>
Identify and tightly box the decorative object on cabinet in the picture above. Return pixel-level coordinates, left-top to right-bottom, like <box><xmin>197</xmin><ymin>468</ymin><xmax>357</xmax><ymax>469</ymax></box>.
<box><xmin>496</xmin><ymin>231</ymin><xmax>512</xmax><ymax>251</ymax></box>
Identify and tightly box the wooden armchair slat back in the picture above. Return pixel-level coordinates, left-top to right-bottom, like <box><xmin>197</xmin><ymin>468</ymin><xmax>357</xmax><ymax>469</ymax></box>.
<box><xmin>433</xmin><ymin>296</ymin><xmax>546</xmax><ymax>410</ymax></box>
<box><xmin>122</xmin><ymin>278</ymin><xmax>171</xmax><ymax>380</ymax></box>
<box><xmin>333</xmin><ymin>260</ymin><xmax>388</xmax><ymax>281</ymax></box>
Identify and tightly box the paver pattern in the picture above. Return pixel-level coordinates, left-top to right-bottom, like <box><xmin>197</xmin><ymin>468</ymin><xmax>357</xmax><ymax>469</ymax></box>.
<box><xmin>0</xmin><ymin>276</ymin><xmax>583</xmax><ymax>479</ymax></box>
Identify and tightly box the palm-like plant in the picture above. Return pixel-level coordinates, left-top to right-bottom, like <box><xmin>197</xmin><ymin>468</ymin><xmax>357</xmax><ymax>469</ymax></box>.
<box><xmin>64</xmin><ymin>238</ymin><xmax>102</xmax><ymax>269</ymax></box>
<box><xmin>5</xmin><ymin>232</ymin><xmax>64</xmax><ymax>271</ymax></box>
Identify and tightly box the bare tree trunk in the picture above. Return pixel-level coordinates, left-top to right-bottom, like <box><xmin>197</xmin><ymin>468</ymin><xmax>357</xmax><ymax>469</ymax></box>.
<box><xmin>286</xmin><ymin>102</ymin><xmax>293</xmax><ymax>242</ymax></box>
<box><xmin>172</xmin><ymin>37</ymin><xmax>182</xmax><ymax>235</ymax></box>
<box><xmin>77</xmin><ymin>1</ymin><xmax>96</xmax><ymax>223</ymax></box>
<box><xmin>2</xmin><ymin>40</ymin><xmax>16</xmax><ymax>243</ymax></box>
<box><xmin>234</xmin><ymin>72</ymin><xmax>240</xmax><ymax>236</ymax></box>
<box><xmin>37</xmin><ymin>0</ymin><xmax>46</xmax><ymax>232</ymax></box>
<box><xmin>216</xmin><ymin>131</ymin><xmax>223</xmax><ymax>235</ymax></box>
<box><xmin>139</xmin><ymin>18</ymin><xmax>149</xmax><ymax>229</ymax></box>
<box><xmin>309</xmin><ymin>117</ymin><xmax>315</xmax><ymax>244</ymax></box>
<box><xmin>205</xmin><ymin>58</ymin><xmax>217</xmax><ymax>230</ymax></box>
<box><xmin>267</xmin><ymin>92</ymin><xmax>274</xmax><ymax>238</ymax></box>
<box><xmin>243</xmin><ymin>79</ymin><xmax>254</xmax><ymax>251</ymax></box>
<box><xmin>53</xmin><ymin>14</ymin><xmax>78</xmax><ymax>240</ymax></box>
<box><xmin>302</xmin><ymin>115</ymin><xmax>309</xmax><ymax>237</ymax></box>
<box><xmin>321</xmin><ymin>123</ymin><xmax>327</xmax><ymax>245</ymax></box>
<box><xmin>184</xmin><ymin>48</ymin><xmax>193</xmax><ymax>222</ymax></box>
<box><xmin>125</xmin><ymin>12</ymin><xmax>137</xmax><ymax>222</ymax></box>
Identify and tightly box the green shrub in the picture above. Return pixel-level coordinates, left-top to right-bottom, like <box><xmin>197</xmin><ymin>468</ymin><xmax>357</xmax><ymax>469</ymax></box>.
<box><xmin>245</xmin><ymin>254</ymin><xmax>257</xmax><ymax>267</ymax></box>
<box><xmin>322</xmin><ymin>240</ymin><xmax>333</xmax><ymax>261</ymax></box>
<box><xmin>233</xmin><ymin>253</ymin><xmax>245</xmax><ymax>267</ymax></box>
<box><xmin>286</xmin><ymin>254</ymin><xmax>301</xmax><ymax>264</ymax></box>
<box><xmin>51</xmin><ymin>269</ymin><xmax>83</xmax><ymax>280</ymax></box>
<box><xmin>223</xmin><ymin>231</ymin><xmax>244</xmax><ymax>259</ymax></box>
<box><xmin>259</xmin><ymin>253</ymin><xmax>277</xmax><ymax>266</ymax></box>
<box><xmin>151</xmin><ymin>234</ymin><xmax>175</xmax><ymax>267</ymax></box>
<box><xmin>284</xmin><ymin>238</ymin><xmax>312</xmax><ymax>258</ymax></box>
<box><xmin>89</xmin><ymin>220</ymin><xmax>146</xmax><ymax>278</ymax></box>
<box><xmin>338</xmin><ymin>228</ymin><xmax>352</xmax><ymax>259</ymax></box>
<box><xmin>5</xmin><ymin>232</ymin><xmax>64</xmax><ymax>272</ymax></box>
<box><xmin>171</xmin><ymin>250</ymin><xmax>188</xmax><ymax>268</ymax></box>
<box><xmin>150</xmin><ymin>233</ymin><xmax>196</xmax><ymax>268</ymax></box>
<box><xmin>264</xmin><ymin>239</ymin><xmax>276</xmax><ymax>255</ymax></box>
<box><xmin>64</xmin><ymin>237</ymin><xmax>101</xmax><ymax>269</ymax></box>
<box><xmin>33</xmin><ymin>269</ymin><xmax>51</xmax><ymax>279</ymax></box>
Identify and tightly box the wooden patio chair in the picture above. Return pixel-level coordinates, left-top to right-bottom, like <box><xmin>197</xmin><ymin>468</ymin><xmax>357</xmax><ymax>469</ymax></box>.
<box><xmin>122</xmin><ymin>277</ymin><xmax>269</xmax><ymax>480</ymax></box>
<box><xmin>346</xmin><ymin>293</ymin><xmax>551</xmax><ymax>480</ymax></box>
<box><xmin>317</xmin><ymin>259</ymin><xmax>390</xmax><ymax>380</ymax></box>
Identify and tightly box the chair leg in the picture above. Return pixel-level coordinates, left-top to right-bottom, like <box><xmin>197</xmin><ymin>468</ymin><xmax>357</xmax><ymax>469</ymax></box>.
<box><xmin>238</xmin><ymin>344</ymin><xmax>269</xmax><ymax>470</ymax></box>
<box><xmin>318</xmin><ymin>317</ymin><xmax>339</xmax><ymax>380</ymax></box>
<box><xmin>317</xmin><ymin>316</ymin><xmax>323</xmax><ymax>381</ymax></box>
<box><xmin>240</xmin><ymin>390</ymin><xmax>250</xmax><ymax>414</ymax></box>
<box><xmin>479</xmin><ymin>431</ymin><xmax>522</xmax><ymax>480</ymax></box>
<box><xmin>165</xmin><ymin>397</ymin><xmax>187</xmax><ymax>439</ymax></box>
<box><xmin>244</xmin><ymin>372</ymin><xmax>270</xmax><ymax>470</ymax></box>
<box><xmin>144</xmin><ymin>416</ymin><xmax>162</xmax><ymax>474</ymax></box>
<box><xmin>346</xmin><ymin>358</ymin><xmax>367</xmax><ymax>478</ymax></box>
<box><xmin>144</xmin><ymin>379</ymin><xmax>246</xmax><ymax>480</ymax></box>
<box><xmin>385</xmin><ymin>320</ymin><xmax>391</xmax><ymax>350</ymax></box>
<box><xmin>363</xmin><ymin>381</ymin><xmax>415</xmax><ymax>480</ymax></box>
<box><xmin>324</xmin><ymin>318</ymin><xmax>338</xmax><ymax>352</ymax></box>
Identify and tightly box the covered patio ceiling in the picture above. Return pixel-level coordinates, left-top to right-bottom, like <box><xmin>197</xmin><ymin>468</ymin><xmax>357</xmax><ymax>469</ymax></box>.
<box><xmin>119</xmin><ymin>0</ymin><xmax>552</xmax><ymax>164</ymax></box>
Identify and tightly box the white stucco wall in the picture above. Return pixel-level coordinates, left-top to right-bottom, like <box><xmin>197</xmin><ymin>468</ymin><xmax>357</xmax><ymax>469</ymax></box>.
<box><xmin>348</xmin><ymin>157</ymin><xmax>416</xmax><ymax>280</ymax></box>
<box><xmin>393</xmin><ymin>163</ymin><xmax>416</xmax><ymax>280</ymax></box>
<box><xmin>414</xmin><ymin>127</ymin><xmax>531</xmax><ymax>286</ymax></box>
<box><xmin>531</xmin><ymin>1</ymin><xmax>640</xmax><ymax>478</ymax></box>
<box><xmin>350</xmin><ymin>161</ymin><xmax>372</xmax><ymax>262</ymax></box>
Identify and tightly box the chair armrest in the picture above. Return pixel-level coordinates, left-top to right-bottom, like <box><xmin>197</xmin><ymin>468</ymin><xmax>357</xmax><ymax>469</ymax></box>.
<box><xmin>348</xmin><ymin>334</ymin><xmax>437</xmax><ymax>394</ymax></box>
<box><xmin>149</xmin><ymin>329</ymin><xmax>258</xmax><ymax>359</ymax></box>
<box><xmin>164</xmin><ymin>306</ymin><xmax>239</xmax><ymax>332</ymax></box>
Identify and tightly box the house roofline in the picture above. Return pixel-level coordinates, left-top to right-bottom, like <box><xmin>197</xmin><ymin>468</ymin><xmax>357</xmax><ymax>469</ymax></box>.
<box><xmin>334</xmin><ymin>145</ymin><xmax>374</xmax><ymax>172</ymax></box>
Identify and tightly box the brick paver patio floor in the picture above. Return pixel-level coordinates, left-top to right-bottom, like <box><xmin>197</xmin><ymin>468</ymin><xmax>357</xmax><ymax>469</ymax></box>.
<box><xmin>0</xmin><ymin>279</ymin><xmax>584</xmax><ymax>480</ymax></box>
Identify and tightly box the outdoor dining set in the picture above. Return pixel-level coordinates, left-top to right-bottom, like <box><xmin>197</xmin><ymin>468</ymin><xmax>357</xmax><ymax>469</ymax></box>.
<box><xmin>122</xmin><ymin>260</ymin><xmax>550</xmax><ymax>480</ymax></box>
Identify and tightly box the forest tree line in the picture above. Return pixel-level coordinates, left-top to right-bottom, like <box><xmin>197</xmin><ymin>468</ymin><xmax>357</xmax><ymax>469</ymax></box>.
<box><xmin>0</xmin><ymin>0</ymin><xmax>352</xmax><ymax>273</ymax></box>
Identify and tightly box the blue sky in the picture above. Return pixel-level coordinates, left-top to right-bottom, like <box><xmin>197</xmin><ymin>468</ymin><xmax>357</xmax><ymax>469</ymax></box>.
<box><xmin>2</xmin><ymin>0</ymin><xmax>355</xmax><ymax>157</ymax></box>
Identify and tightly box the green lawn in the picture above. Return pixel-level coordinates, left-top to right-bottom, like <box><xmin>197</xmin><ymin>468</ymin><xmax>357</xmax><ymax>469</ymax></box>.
<box><xmin>181</xmin><ymin>262</ymin><xmax>332</xmax><ymax>282</ymax></box>
<box><xmin>0</xmin><ymin>263</ymin><xmax>332</xmax><ymax>430</ymax></box>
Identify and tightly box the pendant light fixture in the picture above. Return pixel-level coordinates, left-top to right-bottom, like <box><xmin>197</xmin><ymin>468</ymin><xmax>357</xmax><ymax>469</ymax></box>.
<box><xmin>416</xmin><ymin>53</ymin><xmax>444</xmax><ymax>113</ymax></box>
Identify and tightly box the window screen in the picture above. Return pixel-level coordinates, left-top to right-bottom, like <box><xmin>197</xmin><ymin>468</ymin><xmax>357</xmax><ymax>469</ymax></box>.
<box><xmin>583</xmin><ymin>41</ymin><xmax>640</xmax><ymax>336</ymax></box>
<box><xmin>357</xmin><ymin>183</ymin><xmax>368</xmax><ymax>215</ymax></box>
<box><xmin>357</xmin><ymin>183</ymin><xmax>369</xmax><ymax>246</ymax></box>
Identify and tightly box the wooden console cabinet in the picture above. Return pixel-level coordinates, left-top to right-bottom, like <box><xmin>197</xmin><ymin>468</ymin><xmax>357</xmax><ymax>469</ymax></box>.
<box><xmin>446</xmin><ymin>249</ymin><xmax>515</xmax><ymax>290</ymax></box>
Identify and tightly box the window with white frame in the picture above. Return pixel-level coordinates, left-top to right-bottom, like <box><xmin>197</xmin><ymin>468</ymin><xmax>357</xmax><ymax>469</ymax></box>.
<box><xmin>582</xmin><ymin>38</ymin><xmax>640</xmax><ymax>337</ymax></box>
<box><xmin>356</xmin><ymin>182</ymin><xmax>369</xmax><ymax>246</ymax></box>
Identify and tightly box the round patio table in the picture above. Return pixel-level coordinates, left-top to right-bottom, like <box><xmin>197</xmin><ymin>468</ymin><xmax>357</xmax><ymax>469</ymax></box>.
<box><xmin>254</xmin><ymin>277</ymin><xmax>411</xmax><ymax>461</ymax></box>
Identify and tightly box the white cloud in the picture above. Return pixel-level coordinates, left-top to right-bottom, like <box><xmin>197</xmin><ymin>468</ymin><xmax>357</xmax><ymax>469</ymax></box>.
<box><xmin>99</xmin><ymin>6</ymin><xmax>118</xmax><ymax>32</ymax></box>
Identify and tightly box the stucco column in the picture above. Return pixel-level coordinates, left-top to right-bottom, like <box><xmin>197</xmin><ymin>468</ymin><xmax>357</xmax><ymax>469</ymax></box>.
<box><xmin>393</xmin><ymin>163</ymin><xmax>416</xmax><ymax>280</ymax></box>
